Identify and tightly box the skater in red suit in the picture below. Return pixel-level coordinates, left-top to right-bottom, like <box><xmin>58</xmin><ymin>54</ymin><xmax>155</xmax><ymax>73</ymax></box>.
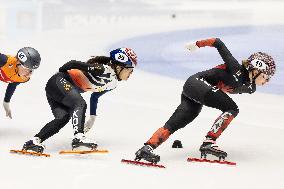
<box><xmin>0</xmin><ymin>47</ymin><xmax>41</xmax><ymax>119</ymax></box>
<box><xmin>135</xmin><ymin>38</ymin><xmax>276</xmax><ymax>163</ymax></box>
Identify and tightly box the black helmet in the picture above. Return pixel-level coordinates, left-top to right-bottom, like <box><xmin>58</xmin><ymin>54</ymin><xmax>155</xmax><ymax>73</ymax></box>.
<box><xmin>17</xmin><ymin>47</ymin><xmax>41</xmax><ymax>70</ymax></box>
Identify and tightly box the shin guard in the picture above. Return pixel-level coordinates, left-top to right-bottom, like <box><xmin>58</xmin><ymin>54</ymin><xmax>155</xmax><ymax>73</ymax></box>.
<box><xmin>206</xmin><ymin>112</ymin><xmax>235</xmax><ymax>140</ymax></box>
<box><xmin>145</xmin><ymin>127</ymin><xmax>171</xmax><ymax>149</ymax></box>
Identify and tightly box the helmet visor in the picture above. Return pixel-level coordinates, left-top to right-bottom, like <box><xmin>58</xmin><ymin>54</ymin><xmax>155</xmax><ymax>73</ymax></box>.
<box><xmin>19</xmin><ymin>63</ymin><xmax>34</xmax><ymax>73</ymax></box>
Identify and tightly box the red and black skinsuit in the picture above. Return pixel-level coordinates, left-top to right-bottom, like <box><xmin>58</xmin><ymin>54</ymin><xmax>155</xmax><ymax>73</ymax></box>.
<box><xmin>145</xmin><ymin>38</ymin><xmax>256</xmax><ymax>149</ymax></box>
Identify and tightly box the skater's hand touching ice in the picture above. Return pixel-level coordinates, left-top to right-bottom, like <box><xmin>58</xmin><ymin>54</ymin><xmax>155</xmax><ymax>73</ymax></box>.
<box><xmin>84</xmin><ymin>115</ymin><xmax>96</xmax><ymax>133</ymax></box>
<box><xmin>3</xmin><ymin>102</ymin><xmax>12</xmax><ymax>119</ymax></box>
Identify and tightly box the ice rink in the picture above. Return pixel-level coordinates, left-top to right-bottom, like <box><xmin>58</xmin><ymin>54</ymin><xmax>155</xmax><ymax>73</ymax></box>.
<box><xmin>0</xmin><ymin>0</ymin><xmax>284</xmax><ymax>188</ymax></box>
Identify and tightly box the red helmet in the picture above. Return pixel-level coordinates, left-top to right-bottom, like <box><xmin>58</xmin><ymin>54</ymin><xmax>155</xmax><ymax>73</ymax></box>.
<box><xmin>247</xmin><ymin>52</ymin><xmax>276</xmax><ymax>78</ymax></box>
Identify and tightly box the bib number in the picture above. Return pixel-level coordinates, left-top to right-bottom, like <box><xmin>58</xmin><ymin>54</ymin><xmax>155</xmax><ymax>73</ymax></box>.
<box><xmin>251</xmin><ymin>59</ymin><xmax>267</xmax><ymax>70</ymax></box>
<box><xmin>115</xmin><ymin>53</ymin><xmax>128</xmax><ymax>63</ymax></box>
<box><xmin>17</xmin><ymin>52</ymin><xmax>27</xmax><ymax>62</ymax></box>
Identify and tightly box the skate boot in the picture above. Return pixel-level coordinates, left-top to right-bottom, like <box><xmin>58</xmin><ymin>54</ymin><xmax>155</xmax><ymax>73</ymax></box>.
<box><xmin>72</xmin><ymin>133</ymin><xmax>97</xmax><ymax>150</ymax></box>
<box><xmin>199</xmin><ymin>139</ymin><xmax>227</xmax><ymax>161</ymax></box>
<box><xmin>135</xmin><ymin>145</ymin><xmax>160</xmax><ymax>164</ymax></box>
<box><xmin>22</xmin><ymin>137</ymin><xmax>45</xmax><ymax>153</ymax></box>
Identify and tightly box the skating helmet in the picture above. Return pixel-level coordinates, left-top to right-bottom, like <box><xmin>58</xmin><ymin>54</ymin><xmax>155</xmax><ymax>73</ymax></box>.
<box><xmin>247</xmin><ymin>52</ymin><xmax>276</xmax><ymax>78</ymax></box>
<box><xmin>110</xmin><ymin>47</ymin><xmax>137</xmax><ymax>68</ymax></box>
<box><xmin>17</xmin><ymin>47</ymin><xmax>41</xmax><ymax>70</ymax></box>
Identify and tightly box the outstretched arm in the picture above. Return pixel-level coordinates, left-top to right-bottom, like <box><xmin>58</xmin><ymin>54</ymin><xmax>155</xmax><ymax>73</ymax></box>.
<box><xmin>4</xmin><ymin>83</ymin><xmax>20</xmax><ymax>103</ymax></box>
<box><xmin>89</xmin><ymin>91</ymin><xmax>109</xmax><ymax>115</ymax></box>
<box><xmin>3</xmin><ymin>83</ymin><xmax>20</xmax><ymax>119</ymax></box>
<box><xmin>84</xmin><ymin>91</ymin><xmax>107</xmax><ymax>133</ymax></box>
<box><xmin>185</xmin><ymin>38</ymin><xmax>216</xmax><ymax>51</ymax></box>
<box><xmin>59</xmin><ymin>60</ymin><xmax>105</xmax><ymax>76</ymax></box>
<box><xmin>186</xmin><ymin>38</ymin><xmax>240</xmax><ymax>72</ymax></box>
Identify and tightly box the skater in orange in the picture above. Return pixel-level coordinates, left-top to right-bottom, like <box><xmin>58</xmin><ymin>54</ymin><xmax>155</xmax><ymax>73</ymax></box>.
<box><xmin>1</xmin><ymin>47</ymin><xmax>41</xmax><ymax>119</ymax></box>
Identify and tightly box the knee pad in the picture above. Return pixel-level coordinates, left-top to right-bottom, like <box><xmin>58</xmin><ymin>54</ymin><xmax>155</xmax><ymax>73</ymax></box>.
<box><xmin>227</xmin><ymin>107</ymin><xmax>239</xmax><ymax>117</ymax></box>
<box><xmin>221</xmin><ymin>101</ymin><xmax>239</xmax><ymax>117</ymax></box>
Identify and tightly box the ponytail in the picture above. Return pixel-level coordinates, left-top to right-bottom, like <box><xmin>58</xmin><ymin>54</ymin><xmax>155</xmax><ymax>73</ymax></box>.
<box><xmin>86</xmin><ymin>56</ymin><xmax>111</xmax><ymax>65</ymax></box>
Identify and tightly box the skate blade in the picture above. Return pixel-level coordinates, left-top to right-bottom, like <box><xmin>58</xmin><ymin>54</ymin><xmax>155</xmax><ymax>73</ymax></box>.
<box><xmin>59</xmin><ymin>149</ymin><xmax>108</xmax><ymax>155</ymax></box>
<box><xmin>187</xmin><ymin>157</ymin><xmax>236</xmax><ymax>166</ymax></box>
<box><xmin>121</xmin><ymin>159</ymin><xmax>166</xmax><ymax>168</ymax></box>
<box><xmin>10</xmin><ymin>149</ymin><xmax>50</xmax><ymax>157</ymax></box>
<box><xmin>72</xmin><ymin>146</ymin><xmax>95</xmax><ymax>151</ymax></box>
<box><xmin>200</xmin><ymin>150</ymin><xmax>227</xmax><ymax>160</ymax></box>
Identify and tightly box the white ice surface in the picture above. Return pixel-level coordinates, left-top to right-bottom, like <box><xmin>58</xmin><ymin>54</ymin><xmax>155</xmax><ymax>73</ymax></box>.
<box><xmin>0</xmin><ymin>1</ymin><xmax>284</xmax><ymax>189</ymax></box>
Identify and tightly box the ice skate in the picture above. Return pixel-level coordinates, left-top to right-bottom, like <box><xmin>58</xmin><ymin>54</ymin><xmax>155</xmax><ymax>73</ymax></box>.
<box><xmin>22</xmin><ymin>137</ymin><xmax>45</xmax><ymax>153</ymax></box>
<box><xmin>199</xmin><ymin>139</ymin><xmax>227</xmax><ymax>161</ymax></box>
<box><xmin>71</xmin><ymin>133</ymin><xmax>98</xmax><ymax>150</ymax></box>
<box><xmin>135</xmin><ymin>145</ymin><xmax>160</xmax><ymax>164</ymax></box>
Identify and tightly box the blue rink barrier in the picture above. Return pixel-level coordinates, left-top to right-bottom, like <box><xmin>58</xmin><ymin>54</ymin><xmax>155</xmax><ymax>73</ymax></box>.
<box><xmin>108</xmin><ymin>25</ymin><xmax>284</xmax><ymax>95</ymax></box>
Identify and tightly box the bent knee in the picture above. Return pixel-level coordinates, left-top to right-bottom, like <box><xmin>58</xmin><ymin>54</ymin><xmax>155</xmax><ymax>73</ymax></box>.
<box><xmin>55</xmin><ymin>114</ymin><xmax>70</xmax><ymax>125</ymax></box>
<box><xmin>76</xmin><ymin>99</ymin><xmax>87</xmax><ymax>108</ymax></box>
<box><xmin>227</xmin><ymin>107</ymin><xmax>239</xmax><ymax>117</ymax></box>
<box><xmin>222</xmin><ymin>100</ymin><xmax>239</xmax><ymax>117</ymax></box>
